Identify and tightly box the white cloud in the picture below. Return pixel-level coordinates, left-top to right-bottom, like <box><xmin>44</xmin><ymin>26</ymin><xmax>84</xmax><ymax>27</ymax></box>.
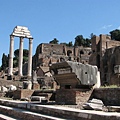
<box><xmin>101</xmin><ymin>24</ymin><xmax>112</xmax><ymax>29</ymax></box>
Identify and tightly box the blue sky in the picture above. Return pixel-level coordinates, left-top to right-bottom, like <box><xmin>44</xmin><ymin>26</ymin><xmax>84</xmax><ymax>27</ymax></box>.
<box><xmin>0</xmin><ymin>0</ymin><xmax>120</xmax><ymax>65</ymax></box>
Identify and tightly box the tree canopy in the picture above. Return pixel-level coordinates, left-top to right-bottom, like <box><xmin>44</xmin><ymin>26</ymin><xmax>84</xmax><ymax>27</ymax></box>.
<box><xmin>1</xmin><ymin>53</ymin><xmax>8</xmax><ymax>70</ymax></box>
<box><xmin>14</xmin><ymin>49</ymin><xmax>29</xmax><ymax>57</ymax></box>
<box><xmin>110</xmin><ymin>29</ymin><xmax>120</xmax><ymax>41</ymax></box>
<box><xmin>60</xmin><ymin>41</ymin><xmax>73</xmax><ymax>47</ymax></box>
<box><xmin>49</xmin><ymin>38</ymin><xmax>59</xmax><ymax>44</ymax></box>
<box><xmin>0</xmin><ymin>49</ymin><xmax>29</xmax><ymax>70</ymax></box>
<box><xmin>74</xmin><ymin>35</ymin><xmax>91</xmax><ymax>47</ymax></box>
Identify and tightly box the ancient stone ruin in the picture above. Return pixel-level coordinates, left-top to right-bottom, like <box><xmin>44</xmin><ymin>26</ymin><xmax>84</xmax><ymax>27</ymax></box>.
<box><xmin>89</xmin><ymin>34</ymin><xmax>120</xmax><ymax>85</ymax></box>
<box><xmin>8</xmin><ymin>26</ymin><xmax>33</xmax><ymax>79</ymax></box>
<box><xmin>50</xmin><ymin>61</ymin><xmax>100</xmax><ymax>88</ymax></box>
<box><xmin>50</xmin><ymin>61</ymin><xmax>100</xmax><ymax>105</ymax></box>
<box><xmin>32</xmin><ymin>43</ymin><xmax>92</xmax><ymax>69</ymax></box>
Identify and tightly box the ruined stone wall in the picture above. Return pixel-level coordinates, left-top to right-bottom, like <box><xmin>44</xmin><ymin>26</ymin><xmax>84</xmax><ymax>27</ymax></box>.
<box><xmin>42</xmin><ymin>43</ymin><xmax>65</xmax><ymax>55</ymax></box>
<box><xmin>79</xmin><ymin>48</ymin><xmax>91</xmax><ymax>64</ymax></box>
<box><xmin>89</xmin><ymin>36</ymin><xmax>100</xmax><ymax>66</ymax></box>
<box><xmin>56</xmin><ymin>89</ymin><xmax>92</xmax><ymax>108</ymax></box>
<box><xmin>92</xmin><ymin>88</ymin><xmax>120</xmax><ymax>106</ymax></box>
<box><xmin>33</xmin><ymin>43</ymin><xmax>91</xmax><ymax>70</ymax></box>
<box><xmin>13</xmin><ymin>89</ymin><xmax>34</xmax><ymax>99</ymax></box>
<box><xmin>107</xmin><ymin>40</ymin><xmax>120</xmax><ymax>49</ymax></box>
<box><xmin>90</xmin><ymin>34</ymin><xmax>120</xmax><ymax>85</ymax></box>
<box><xmin>101</xmin><ymin>46</ymin><xmax>120</xmax><ymax>85</ymax></box>
<box><xmin>91</xmin><ymin>36</ymin><xmax>100</xmax><ymax>52</ymax></box>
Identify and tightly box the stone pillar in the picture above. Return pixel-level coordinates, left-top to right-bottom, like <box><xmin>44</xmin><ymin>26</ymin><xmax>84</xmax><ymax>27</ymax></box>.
<box><xmin>28</xmin><ymin>38</ymin><xmax>33</xmax><ymax>77</ymax></box>
<box><xmin>8</xmin><ymin>35</ymin><xmax>14</xmax><ymax>76</ymax></box>
<box><xmin>18</xmin><ymin>37</ymin><xmax>24</xmax><ymax>76</ymax></box>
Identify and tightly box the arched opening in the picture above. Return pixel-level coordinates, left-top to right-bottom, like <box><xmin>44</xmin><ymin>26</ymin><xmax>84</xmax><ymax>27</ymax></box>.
<box><xmin>80</xmin><ymin>50</ymin><xmax>84</xmax><ymax>55</ymax></box>
<box><xmin>67</xmin><ymin>50</ymin><xmax>72</xmax><ymax>56</ymax></box>
<box><xmin>60</xmin><ymin>57</ymin><xmax>65</xmax><ymax>62</ymax></box>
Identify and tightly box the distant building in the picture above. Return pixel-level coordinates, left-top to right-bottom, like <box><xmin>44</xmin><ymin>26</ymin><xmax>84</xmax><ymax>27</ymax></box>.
<box><xmin>32</xmin><ymin>43</ymin><xmax>92</xmax><ymax>69</ymax></box>
<box><xmin>89</xmin><ymin>34</ymin><xmax>120</xmax><ymax>85</ymax></box>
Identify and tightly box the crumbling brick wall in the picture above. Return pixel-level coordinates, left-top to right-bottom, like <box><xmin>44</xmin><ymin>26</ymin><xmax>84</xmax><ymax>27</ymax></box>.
<box><xmin>56</xmin><ymin>89</ymin><xmax>93</xmax><ymax>108</ymax></box>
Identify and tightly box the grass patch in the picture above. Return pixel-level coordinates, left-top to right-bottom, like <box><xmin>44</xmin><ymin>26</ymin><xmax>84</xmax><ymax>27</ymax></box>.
<box><xmin>100</xmin><ymin>85</ymin><xmax>119</xmax><ymax>88</ymax></box>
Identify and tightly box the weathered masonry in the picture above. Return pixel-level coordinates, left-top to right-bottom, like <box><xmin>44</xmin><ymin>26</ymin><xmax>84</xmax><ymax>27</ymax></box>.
<box><xmin>50</xmin><ymin>61</ymin><xmax>100</xmax><ymax>88</ymax></box>
<box><xmin>50</xmin><ymin>61</ymin><xmax>100</xmax><ymax>105</ymax></box>
<box><xmin>8</xmin><ymin>26</ymin><xmax>33</xmax><ymax>78</ymax></box>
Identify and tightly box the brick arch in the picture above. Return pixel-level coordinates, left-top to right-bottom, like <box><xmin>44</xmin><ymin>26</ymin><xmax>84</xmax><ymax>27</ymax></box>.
<box><xmin>67</xmin><ymin>50</ymin><xmax>72</xmax><ymax>56</ymax></box>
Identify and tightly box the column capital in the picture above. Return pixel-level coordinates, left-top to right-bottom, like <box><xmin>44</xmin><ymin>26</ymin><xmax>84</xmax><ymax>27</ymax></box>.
<box><xmin>29</xmin><ymin>37</ymin><xmax>33</xmax><ymax>40</ymax></box>
<box><xmin>29</xmin><ymin>38</ymin><xmax>33</xmax><ymax>44</ymax></box>
<box><xmin>10</xmin><ymin>34</ymin><xmax>14</xmax><ymax>36</ymax></box>
<box><xmin>10</xmin><ymin>35</ymin><xmax>14</xmax><ymax>39</ymax></box>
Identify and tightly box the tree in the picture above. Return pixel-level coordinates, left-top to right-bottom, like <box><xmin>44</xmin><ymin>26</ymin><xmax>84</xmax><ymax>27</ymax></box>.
<box><xmin>13</xmin><ymin>57</ymin><xmax>18</xmax><ymax>68</ymax></box>
<box><xmin>85</xmin><ymin>38</ymin><xmax>91</xmax><ymax>47</ymax></box>
<box><xmin>49</xmin><ymin>38</ymin><xmax>59</xmax><ymax>44</ymax></box>
<box><xmin>110</xmin><ymin>29</ymin><xmax>120</xmax><ymax>41</ymax></box>
<box><xmin>74</xmin><ymin>35</ymin><xmax>91</xmax><ymax>47</ymax></box>
<box><xmin>90</xmin><ymin>33</ymin><xmax>95</xmax><ymax>39</ymax></box>
<box><xmin>14</xmin><ymin>49</ymin><xmax>19</xmax><ymax>57</ymax></box>
<box><xmin>13</xmin><ymin>49</ymin><xmax>29</xmax><ymax>68</ymax></box>
<box><xmin>74</xmin><ymin>35</ymin><xmax>85</xmax><ymax>46</ymax></box>
<box><xmin>60</xmin><ymin>41</ymin><xmax>73</xmax><ymax>47</ymax></box>
<box><xmin>14</xmin><ymin>49</ymin><xmax>29</xmax><ymax>57</ymax></box>
<box><xmin>67</xmin><ymin>41</ymin><xmax>73</xmax><ymax>47</ymax></box>
<box><xmin>23</xmin><ymin>49</ymin><xmax>29</xmax><ymax>57</ymax></box>
<box><xmin>23</xmin><ymin>56</ymin><xmax>28</xmax><ymax>64</ymax></box>
<box><xmin>1</xmin><ymin>53</ymin><xmax>8</xmax><ymax>70</ymax></box>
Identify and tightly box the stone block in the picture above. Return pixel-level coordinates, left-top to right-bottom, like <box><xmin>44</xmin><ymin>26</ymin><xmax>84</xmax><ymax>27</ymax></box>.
<box><xmin>26</xmin><ymin>35</ymin><xmax>32</xmax><ymax>38</ymax></box>
<box><xmin>12</xmin><ymin>33</ymin><xmax>25</xmax><ymax>37</ymax></box>
<box><xmin>56</xmin><ymin>89</ymin><xmax>92</xmax><ymax>107</ymax></box>
<box><xmin>14</xmin><ymin>31</ymin><xmax>23</xmax><ymax>34</ymax></box>
<box><xmin>13</xmin><ymin>89</ymin><xmax>34</xmax><ymax>99</ymax></box>
<box><xmin>31</xmin><ymin>96</ymin><xmax>45</xmax><ymax>102</ymax></box>
<box><xmin>114</xmin><ymin>65</ymin><xmax>120</xmax><ymax>74</ymax></box>
<box><xmin>32</xmin><ymin>83</ymin><xmax>40</xmax><ymax>90</ymax></box>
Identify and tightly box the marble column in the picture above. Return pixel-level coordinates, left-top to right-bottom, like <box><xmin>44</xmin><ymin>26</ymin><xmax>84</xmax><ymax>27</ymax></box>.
<box><xmin>28</xmin><ymin>38</ymin><xmax>33</xmax><ymax>77</ymax></box>
<box><xmin>8</xmin><ymin>35</ymin><xmax>14</xmax><ymax>76</ymax></box>
<box><xmin>18</xmin><ymin>37</ymin><xmax>24</xmax><ymax>76</ymax></box>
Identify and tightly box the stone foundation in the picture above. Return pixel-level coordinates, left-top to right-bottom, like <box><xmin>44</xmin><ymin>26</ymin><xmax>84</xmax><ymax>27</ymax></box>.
<box><xmin>0</xmin><ymin>99</ymin><xmax>120</xmax><ymax>120</ymax></box>
<box><xmin>32</xmin><ymin>83</ymin><xmax>40</xmax><ymax>90</ymax></box>
<box><xmin>56</xmin><ymin>89</ymin><xmax>93</xmax><ymax>108</ymax></box>
<box><xmin>13</xmin><ymin>89</ymin><xmax>34</xmax><ymax>99</ymax></box>
<box><xmin>92</xmin><ymin>88</ymin><xmax>120</xmax><ymax>106</ymax></box>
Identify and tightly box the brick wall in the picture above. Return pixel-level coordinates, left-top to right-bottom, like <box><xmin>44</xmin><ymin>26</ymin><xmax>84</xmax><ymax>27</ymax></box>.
<box><xmin>13</xmin><ymin>89</ymin><xmax>34</xmax><ymax>99</ymax></box>
<box><xmin>92</xmin><ymin>88</ymin><xmax>120</xmax><ymax>106</ymax></box>
<box><xmin>56</xmin><ymin>89</ymin><xmax>92</xmax><ymax>108</ymax></box>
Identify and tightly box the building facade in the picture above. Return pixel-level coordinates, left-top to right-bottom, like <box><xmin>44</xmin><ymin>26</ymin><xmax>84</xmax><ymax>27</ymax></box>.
<box><xmin>32</xmin><ymin>43</ymin><xmax>92</xmax><ymax>69</ymax></box>
<box><xmin>89</xmin><ymin>34</ymin><xmax>120</xmax><ymax>85</ymax></box>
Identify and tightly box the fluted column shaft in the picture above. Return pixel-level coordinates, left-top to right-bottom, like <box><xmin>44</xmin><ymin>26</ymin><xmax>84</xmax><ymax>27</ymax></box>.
<box><xmin>8</xmin><ymin>35</ymin><xmax>14</xmax><ymax>76</ymax></box>
<box><xmin>18</xmin><ymin>37</ymin><xmax>24</xmax><ymax>76</ymax></box>
<box><xmin>28</xmin><ymin>38</ymin><xmax>33</xmax><ymax>77</ymax></box>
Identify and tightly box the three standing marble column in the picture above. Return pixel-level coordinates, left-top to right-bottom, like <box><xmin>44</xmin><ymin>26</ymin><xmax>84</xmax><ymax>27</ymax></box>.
<box><xmin>8</xmin><ymin>35</ymin><xmax>33</xmax><ymax>77</ymax></box>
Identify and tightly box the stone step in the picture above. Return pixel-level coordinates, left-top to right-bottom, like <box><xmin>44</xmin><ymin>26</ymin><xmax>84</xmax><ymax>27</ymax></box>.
<box><xmin>0</xmin><ymin>105</ymin><xmax>66</xmax><ymax>120</ymax></box>
<box><xmin>0</xmin><ymin>113</ymin><xmax>17</xmax><ymax>120</ymax></box>
<box><xmin>0</xmin><ymin>99</ymin><xmax>120</xmax><ymax>120</ymax></box>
